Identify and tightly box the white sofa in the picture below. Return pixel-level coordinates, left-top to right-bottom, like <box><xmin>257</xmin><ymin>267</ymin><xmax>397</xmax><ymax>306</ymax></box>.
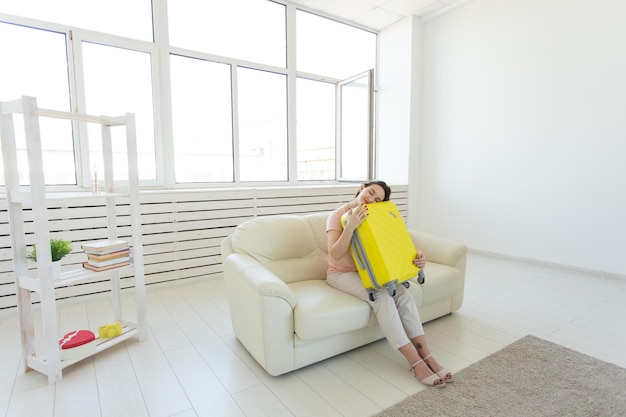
<box><xmin>221</xmin><ymin>212</ymin><xmax>468</xmax><ymax>376</ymax></box>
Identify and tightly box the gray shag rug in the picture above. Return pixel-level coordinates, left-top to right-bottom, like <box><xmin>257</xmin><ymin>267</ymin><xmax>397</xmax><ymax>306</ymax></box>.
<box><xmin>373</xmin><ymin>335</ymin><xmax>626</xmax><ymax>417</ymax></box>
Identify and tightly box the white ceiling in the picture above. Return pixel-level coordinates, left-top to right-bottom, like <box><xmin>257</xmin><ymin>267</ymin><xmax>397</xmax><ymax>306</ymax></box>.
<box><xmin>288</xmin><ymin>0</ymin><xmax>466</xmax><ymax>31</ymax></box>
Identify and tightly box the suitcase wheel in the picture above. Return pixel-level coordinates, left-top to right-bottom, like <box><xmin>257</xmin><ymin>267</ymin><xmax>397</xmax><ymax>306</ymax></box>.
<box><xmin>417</xmin><ymin>270</ymin><xmax>425</xmax><ymax>284</ymax></box>
<box><xmin>402</xmin><ymin>281</ymin><xmax>410</xmax><ymax>289</ymax></box>
<box><xmin>369</xmin><ymin>292</ymin><xmax>376</xmax><ymax>302</ymax></box>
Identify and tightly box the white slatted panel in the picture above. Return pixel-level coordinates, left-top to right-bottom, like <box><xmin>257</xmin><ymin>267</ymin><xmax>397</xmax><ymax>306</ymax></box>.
<box><xmin>0</xmin><ymin>184</ymin><xmax>408</xmax><ymax>310</ymax></box>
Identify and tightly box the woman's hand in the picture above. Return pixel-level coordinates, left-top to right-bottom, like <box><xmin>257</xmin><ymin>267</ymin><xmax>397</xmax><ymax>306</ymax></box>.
<box><xmin>344</xmin><ymin>205</ymin><xmax>368</xmax><ymax>231</ymax></box>
<box><xmin>413</xmin><ymin>250</ymin><xmax>426</xmax><ymax>268</ymax></box>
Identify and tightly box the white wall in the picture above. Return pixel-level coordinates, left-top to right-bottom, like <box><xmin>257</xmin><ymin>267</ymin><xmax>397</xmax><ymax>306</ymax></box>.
<box><xmin>376</xmin><ymin>17</ymin><xmax>415</xmax><ymax>185</ymax></box>
<box><xmin>410</xmin><ymin>0</ymin><xmax>626</xmax><ymax>274</ymax></box>
<box><xmin>407</xmin><ymin>0</ymin><xmax>626</xmax><ymax>275</ymax></box>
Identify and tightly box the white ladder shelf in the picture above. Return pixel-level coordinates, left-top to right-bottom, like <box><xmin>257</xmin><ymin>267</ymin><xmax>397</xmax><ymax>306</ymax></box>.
<box><xmin>0</xmin><ymin>96</ymin><xmax>147</xmax><ymax>384</ymax></box>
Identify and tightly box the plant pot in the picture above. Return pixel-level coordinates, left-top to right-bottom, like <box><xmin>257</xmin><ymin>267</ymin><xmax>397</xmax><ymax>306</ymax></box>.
<box><xmin>52</xmin><ymin>260</ymin><xmax>62</xmax><ymax>280</ymax></box>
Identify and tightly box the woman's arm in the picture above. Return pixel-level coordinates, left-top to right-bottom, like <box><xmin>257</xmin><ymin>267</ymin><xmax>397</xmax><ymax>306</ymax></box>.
<box><xmin>327</xmin><ymin>229</ymin><xmax>351</xmax><ymax>260</ymax></box>
<box><xmin>327</xmin><ymin>205</ymin><xmax>367</xmax><ymax>260</ymax></box>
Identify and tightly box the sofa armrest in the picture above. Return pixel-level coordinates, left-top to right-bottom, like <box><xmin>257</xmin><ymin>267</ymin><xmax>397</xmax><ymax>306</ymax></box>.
<box><xmin>222</xmin><ymin>252</ymin><xmax>297</xmax><ymax>375</ymax></box>
<box><xmin>408</xmin><ymin>230</ymin><xmax>468</xmax><ymax>269</ymax></box>
<box><xmin>223</xmin><ymin>253</ymin><xmax>296</xmax><ymax>308</ymax></box>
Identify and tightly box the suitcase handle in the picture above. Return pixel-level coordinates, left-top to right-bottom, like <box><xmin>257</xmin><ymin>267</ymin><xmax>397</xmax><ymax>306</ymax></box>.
<box><xmin>350</xmin><ymin>238</ymin><xmax>366</xmax><ymax>270</ymax></box>
<box><xmin>351</xmin><ymin>234</ymin><xmax>383</xmax><ymax>289</ymax></box>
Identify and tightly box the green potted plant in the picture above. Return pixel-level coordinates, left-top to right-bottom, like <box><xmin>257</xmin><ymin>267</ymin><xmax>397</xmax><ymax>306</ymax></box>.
<box><xmin>26</xmin><ymin>239</ymin><xmax>73</xmax><ymax>279</ymax></box>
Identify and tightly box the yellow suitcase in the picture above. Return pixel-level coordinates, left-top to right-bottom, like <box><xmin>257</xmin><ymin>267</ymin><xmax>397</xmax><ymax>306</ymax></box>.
<box><xmin>341</xmin><ymin>201</ymin><xmax>424</xmax><ymax>301</ymax></box>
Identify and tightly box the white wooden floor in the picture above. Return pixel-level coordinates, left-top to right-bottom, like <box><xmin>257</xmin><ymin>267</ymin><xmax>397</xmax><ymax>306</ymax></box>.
<box><xmin>1</xmin><ymin>252</ymin><xmax>625</xmax><ymax>417</ymax></box>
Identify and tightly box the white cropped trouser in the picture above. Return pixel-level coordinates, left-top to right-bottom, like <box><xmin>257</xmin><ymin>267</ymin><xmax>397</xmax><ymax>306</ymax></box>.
<box><xmin>327</xmin><ymin>271</ymin><xmax>424</xmax><ymax>350</ymax></box>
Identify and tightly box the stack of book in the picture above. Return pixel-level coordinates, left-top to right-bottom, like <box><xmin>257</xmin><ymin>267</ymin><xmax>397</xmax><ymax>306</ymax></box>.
<box><xmin>81</xmin><ymin>239</ymin><xmax>131</xmax><ymax>272</ymax></box>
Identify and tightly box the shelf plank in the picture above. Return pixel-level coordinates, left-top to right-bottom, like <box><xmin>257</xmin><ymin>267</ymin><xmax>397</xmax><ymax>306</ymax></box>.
<box><xmin>24</xmin><ymin>322</ymin><xmax>139</xmax><ymax>376</ymax></box>
<box><xmin>38</xmin><ymin>107</ymin><xmax>127</xmax><ymax>126</ymax></box>
<box><xmin>18</xmin><ymin>264</ymin><xmax>134</xmax><ymax>292</ymax></box>
<box><xmin>24</xmin><ymin>355</ymin><xmax>48</xmax><ymax>375</ymax></box>
<box><xmin>61</xmin><ymin>325</ymin><xmax>139</xmax><ymax>369</ymax></box>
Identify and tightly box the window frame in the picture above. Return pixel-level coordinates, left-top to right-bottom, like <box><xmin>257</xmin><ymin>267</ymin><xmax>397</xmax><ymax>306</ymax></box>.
<box><xmin>0</xmin><ymin>2</ymin><xmax>378</xmax><ymax>190</ymax></box>
<box><xmin>336</xmin><ymin>69</ymin><xmax>375</xmax><ymax>182</ymax></box>
<box><xmin>69</xmin><ymin>29</ymin><xmax>162</xmax><ymax>188</ymax></box>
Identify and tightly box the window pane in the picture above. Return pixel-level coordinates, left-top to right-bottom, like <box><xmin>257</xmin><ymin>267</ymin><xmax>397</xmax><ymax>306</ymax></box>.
<box><xmin>297</xmin><ymin>11</ymin><xmax>376</xmax><ymax>79</ymax></box>
<box><xmin>169</xmin><ymin>0</ymin><xmax>286</xmax><ymax>68</ymax></box>
<box><xmin>340</xmin><ymin>74</ymin><xmax>371</xmax><ymax>180</ymax></box>
<box><xmin>0</xmin><ymin>23</ymin><xmax>75</xmax><ymax>186</ymax></box>
<box><xmin>82</xmin><ymin>43</ymin><xmax>156</xmax><ymax>181</ymax></box>
<box><xmin>296</xmin><ymin>78</ymin><xmax>335</xmax><ymax>180</ymax></box>
<box><xmin>238</xmin><ymin>68</ymin><xmax>287</xmax><ymax>182</ymax></box>
<box><xmin>0</xmin><ymin>0</ymin><xmax>153</xmax><ymax>41</ymax></box>
<box><xmin>170</xmin><ymin>56</ymin><xmax>233</xmax><ymax>183</ymax></box>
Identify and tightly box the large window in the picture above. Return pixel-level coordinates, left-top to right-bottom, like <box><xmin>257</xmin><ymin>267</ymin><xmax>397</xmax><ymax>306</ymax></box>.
<box><xmin>0</xmin><ymin>0</ymin><xmax>153</xmax><ymax>41</ymax></box>
<box><xmin>296</xmin><ymin>10</ymin><xmax>376</xmax><ymax>80</ymax></box>
<box><xmin>170</xmin><ymin>56</ymin><xmax>234</xmax><ymax>183</ymax></box>
<box><xmin>0</xmin><ymin>23</ymin><xmax>74</xmax><ymax>186</ymax></box>
<box><xmin>296</xmin><ymin>78</ymin><xmax>335</xmax><ymax>180</ymax></box>
<box><xmin>338</xmin><ymin>70</ymin><xmax>374</xmax><ymax>181</ymax></box>
<box><xmin>1</xmin><ymin>1</ymin><xmax>377</xmax><ymax>188</ymax></box>
<box><xmin>82</xmin><ymin>42</ymin><xmax>157</xmax><ymax>181</ymax></box>
<box><xmin>296</xmin><ymin>11</ymin><xmax>376</xmax><ymax>182</ymax></box>
<box><xmin>237</xmin><ymin>67</ymin><xmax>288</xmax><ymax>182</ymax></box>
<box><xmin>168</xmin><ymin>0</ymin><xmax>286</xmax><ymax>68</ymax></box>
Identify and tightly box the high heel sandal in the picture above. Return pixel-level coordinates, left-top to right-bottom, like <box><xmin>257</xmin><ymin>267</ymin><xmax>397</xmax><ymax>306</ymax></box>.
<box><xmin>423</xmin><ymin>354</ymin><xmax>453</xmax><ymax>383</ymax></box>
<box><xmin>410</xmin><ymin>359</ymin><xmax>446</xmax><ymax>388</ymax></box>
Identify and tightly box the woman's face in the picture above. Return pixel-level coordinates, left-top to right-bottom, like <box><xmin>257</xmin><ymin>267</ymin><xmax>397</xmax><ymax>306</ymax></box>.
<box><xmin>357</xmin><ymin>184</ymin><xmax>386</xmax><ymax>205</ymax></box>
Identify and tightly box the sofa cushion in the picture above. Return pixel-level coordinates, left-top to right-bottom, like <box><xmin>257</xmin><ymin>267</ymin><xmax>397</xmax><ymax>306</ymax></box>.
<box><xmin>290</xmin><ymin>280</ymin><xmax>371</xmax><ymax>340</ymax></box>
<box><xmin>418</xmin><ymin>263</ymin><xmax>463</xmax><ymax>304</ymax></box>
<box><xmin>230</xmin><ymin>214</ymin><xmax>328</xmax><ymax>283</ymax></box>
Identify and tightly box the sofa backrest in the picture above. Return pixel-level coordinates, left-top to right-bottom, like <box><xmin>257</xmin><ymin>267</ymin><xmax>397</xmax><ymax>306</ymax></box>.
<box><xmin>228</xmin><ymin>212</ymin><xmax>330</xmax><ymax>283</ymax></box>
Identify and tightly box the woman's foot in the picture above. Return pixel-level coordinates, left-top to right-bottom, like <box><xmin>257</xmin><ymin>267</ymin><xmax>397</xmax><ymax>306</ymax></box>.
<box><xmin>422</xmin><ymin>354</ymin><xmax>453</xmax><ymax>383</ymax></box>
<box><xmin>410</xmin><ymin>359</ymin><xmax>446</xmax><ymax>388</ymax></box>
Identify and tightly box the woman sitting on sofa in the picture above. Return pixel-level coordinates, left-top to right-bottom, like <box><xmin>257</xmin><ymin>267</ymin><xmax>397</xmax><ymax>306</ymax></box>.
<box><xmin>326</xmin><ymin>180</ymin><xmax>452</xmax><ymax>388</ymax></box>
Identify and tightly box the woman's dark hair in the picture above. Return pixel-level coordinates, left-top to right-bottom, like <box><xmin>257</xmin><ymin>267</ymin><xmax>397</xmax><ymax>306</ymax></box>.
<box><xmin>356</xmin><ymin>180</ymin><xmax>391</xmax><ymax>201</ymax></box>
